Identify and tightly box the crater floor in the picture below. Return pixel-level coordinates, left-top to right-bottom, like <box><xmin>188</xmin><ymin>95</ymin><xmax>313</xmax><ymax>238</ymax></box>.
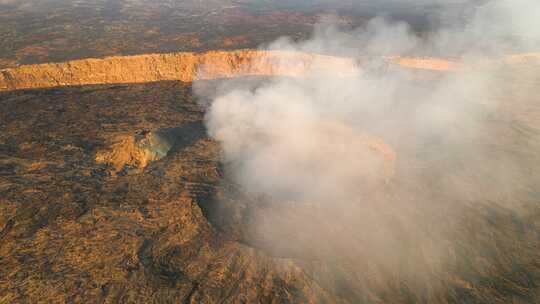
<box><xmin>1</xmin><ymin>64</ymin><xmax>540</xmax><ymax>303</ymax></box>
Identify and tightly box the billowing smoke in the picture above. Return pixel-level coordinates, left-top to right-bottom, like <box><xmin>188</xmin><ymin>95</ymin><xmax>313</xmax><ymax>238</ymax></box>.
<box><xmin>195</xmin><ymin>0</ymin><xmax>540</xmax><ymax>299</ymax></box>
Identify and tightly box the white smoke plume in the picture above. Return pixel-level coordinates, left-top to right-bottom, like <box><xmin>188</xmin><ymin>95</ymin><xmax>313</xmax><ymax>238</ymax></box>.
<box><xmin>194</xmin><ymin>0</ymin><xmax>540</xmax><ymax>298</ymax></box>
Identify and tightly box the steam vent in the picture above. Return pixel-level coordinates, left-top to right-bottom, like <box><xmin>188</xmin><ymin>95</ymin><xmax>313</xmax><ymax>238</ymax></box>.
<box><xmin>1</xmin><ymin>1</ymin><xmax>540</xmax><ymax>303</ymax></box>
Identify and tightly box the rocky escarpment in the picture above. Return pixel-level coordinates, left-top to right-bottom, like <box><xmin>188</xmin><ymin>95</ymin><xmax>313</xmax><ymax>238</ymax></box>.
<box><xmin>0</xmin><ymin>50</ymin><xmax>360</xmax><ymax>91</ymax></box>
<box><xmin>0</xmin><ymin>49</ymin><xmax>473</xmax><ymax>92</ymax></box>
<box><xmin>2</xmin><ymin>50</ymin><xmax>539</xmax><ymax>92</ymax></box>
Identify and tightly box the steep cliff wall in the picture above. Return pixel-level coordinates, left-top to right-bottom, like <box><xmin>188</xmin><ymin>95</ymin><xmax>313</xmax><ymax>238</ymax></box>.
<box><xmin>1</xmin><ymin>50</ymin><xmax>538</xmax><ymax>91</ymax></box>
<box><xmin>0</xmin><ymin>50</ymin><xmax>360</xmax><ymax>91</ymax></box>
<box><xmin>385</xmin><ymin>56</ymin><xmax>463</xmax><ymax>71</ymax></box>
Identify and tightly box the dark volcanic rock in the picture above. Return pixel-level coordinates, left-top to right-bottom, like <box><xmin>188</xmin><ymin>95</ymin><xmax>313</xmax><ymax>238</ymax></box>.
<box><xmin>0</xmin><ymin>81</ymin><xmax>331</xmax><ymax>303</ymax></box>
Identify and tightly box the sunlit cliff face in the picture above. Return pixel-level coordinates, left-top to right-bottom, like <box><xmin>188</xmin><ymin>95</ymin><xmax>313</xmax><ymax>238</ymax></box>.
<box><xmin>0</xmin><ymin>50</ymin><xmax>456</xmax><ymax>92</ymax></box>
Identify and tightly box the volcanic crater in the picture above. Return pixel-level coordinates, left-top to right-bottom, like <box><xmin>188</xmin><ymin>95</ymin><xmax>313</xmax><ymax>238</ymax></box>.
<box><xmin>1</xmin><ymin>50</ymin><xmax>540</xmax><ymax>303</ymax></box>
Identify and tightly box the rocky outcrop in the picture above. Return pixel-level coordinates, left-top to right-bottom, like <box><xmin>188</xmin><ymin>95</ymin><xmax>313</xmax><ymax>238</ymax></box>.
<box><xmin>95</xmin><ymin>131</ymin><xmax>173</xmax><ymax>174</ymax></box>
<box><xmin>95</xmin><ymin>124</ymin><xmax>210</xmax><ymax>175</ymax></box>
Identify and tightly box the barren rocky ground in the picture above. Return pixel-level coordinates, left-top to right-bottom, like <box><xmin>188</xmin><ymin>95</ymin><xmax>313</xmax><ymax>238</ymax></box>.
<box><xmin>0</xmin><ymin>79</ymin><xmax>331</xmax><ymax>303</ymax></box>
